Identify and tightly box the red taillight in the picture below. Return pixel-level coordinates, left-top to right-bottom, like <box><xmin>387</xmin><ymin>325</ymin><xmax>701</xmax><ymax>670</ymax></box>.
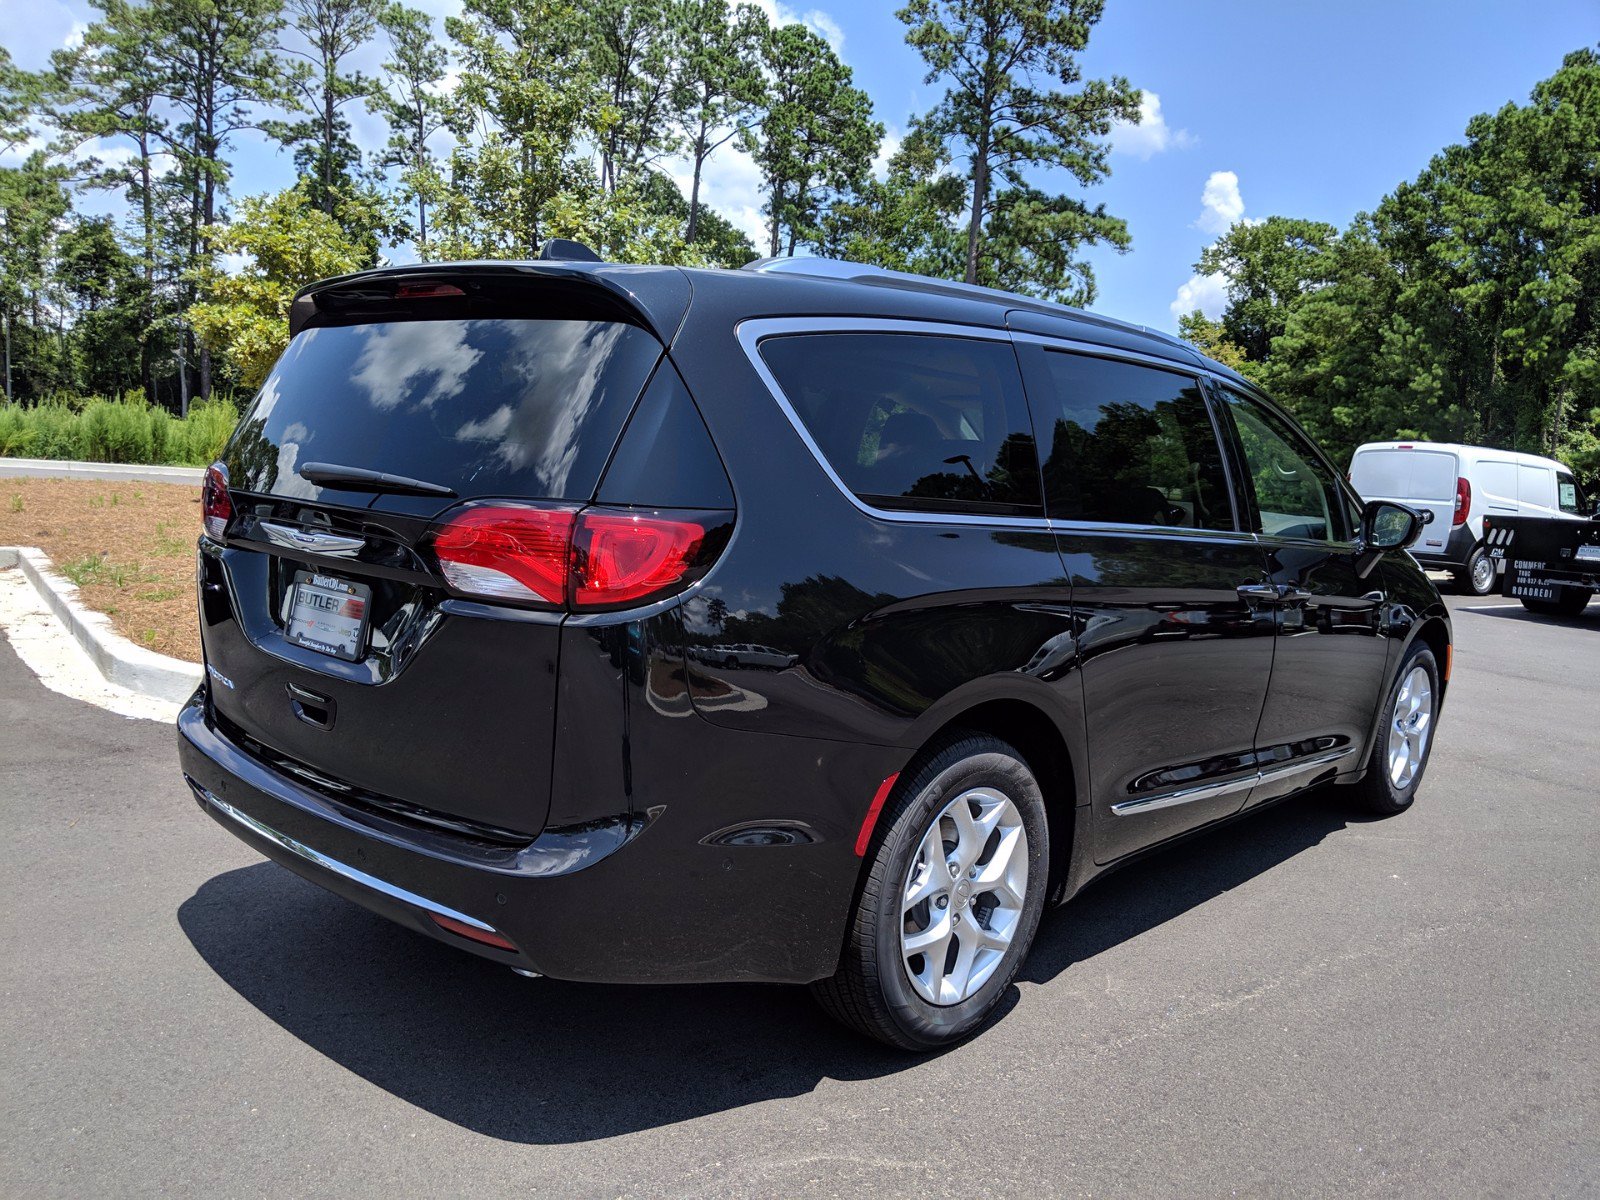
<box><xmin>430</xmin><ymin>503</ymin><xmax>722</xmax><ymax>610</ymax></box>
<box><xmin>1453</xmin><ymin>476</ymin><xmax>1471</xmax><ymax>526</ymax></box>
<box><xmin>573</xmin><ymin>513</ymin><xmax>706</xmax><ymax>606</ymax></box>
<box><xmin>201</xmin><ymin>462</ymin><xmax>231</xmax><ymax>540</ymax></box>
<box><xmin>431</xmin><ymin>504</ymin><xmax>576</xmax><ymax>605</ymax></box>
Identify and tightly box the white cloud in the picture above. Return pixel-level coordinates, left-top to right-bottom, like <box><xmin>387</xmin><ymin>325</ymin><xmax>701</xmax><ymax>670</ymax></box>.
<box><xmin>1109</xmin><ymin>91</ymin><xmax>1195</xmax><ymax>160</ymax></box>
<box><xmin>871</xmin><ymin>127</ymin><xmax>902</xmax><ymax>179</ymax></box>
<box><xmin>1193</xmin><ymin>169</ymin><xmax>1247</xmax><ymax>235</ymax></box>
<box><xmin>668</xmin><ymin>142</ymin><xmax>770</xmax><ymax>252</ymax></box>
<box><xmin>748</xmin><ymin>1</ymin><xmax>845</xmax><ymax>51</ymax></box>
<box><xmin>1169</xmin><ymin>271</ymin><xmax>1229</xmax><ymax>321</ymax></box>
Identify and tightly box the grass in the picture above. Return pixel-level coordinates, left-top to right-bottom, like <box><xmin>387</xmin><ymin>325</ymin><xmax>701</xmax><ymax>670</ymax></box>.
<box><xmin>0</xmin><ymin>477</ymin><xmax>202</xmax><ymax>661</ymax></box>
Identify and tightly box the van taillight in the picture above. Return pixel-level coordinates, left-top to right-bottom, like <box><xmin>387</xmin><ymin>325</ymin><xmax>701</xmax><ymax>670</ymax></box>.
<box><xmin>201</xmin><ymin>462</ymin><xmax>232</xmax><ymax>540</ymax></box>
<box><xmin>430</xmin><ymin>503</ymin><xmax>725</xmax><ymax>610</ymax></box>
<box><xmin>431</xmin><ymin>504</ymin><xmax>576</xmax><ymax>604</ymax></box>
<box><xmin>1453</xmin><ymin>477</ymin><xmax>1471</xmax><ymax>526</ymax></box>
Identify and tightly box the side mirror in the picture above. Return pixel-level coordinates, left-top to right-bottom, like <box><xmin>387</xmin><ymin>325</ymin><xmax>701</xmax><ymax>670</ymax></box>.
<box><xmin>1363</xmin><ymin>500</ymin><xmax>1424</xmax><ymax>551</ymax></box>
<box><xmin>1355</xmin><ymin>500</ymin><xmax>1423</xmax><ymax>578</ymax></box>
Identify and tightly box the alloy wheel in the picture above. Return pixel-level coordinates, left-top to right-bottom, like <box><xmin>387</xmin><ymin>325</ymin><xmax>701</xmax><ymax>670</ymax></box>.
<box><xmin>1386</xmin><ymin>665</ymin><xmax>1434</xmax><ymax>790</ymax></box>
<box><xmin>900</xmin><ymin>786</ymin><xmax>1029</xmax><ymax>1006</ymax></box>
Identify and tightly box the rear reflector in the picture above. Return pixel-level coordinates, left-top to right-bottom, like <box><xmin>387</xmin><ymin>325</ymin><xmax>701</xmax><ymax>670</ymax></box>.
<box><xmin>201</xmin><ymin>462</ymin><xmax>232</xmax><ymax>540</ymax></box>
<box><xmin>428</xmin><ymin>913</ymin><xmax>517</xmax><ymax>951</ymax></box>
<box><xmin>430</xmin><ymin>502</ymin><xmax>727</xmax><ymax>611</ymax></box>
<box><xmin>855</xmin><ymin>772</ymin><xmax>901</xmax><ymax>857</ymax></box>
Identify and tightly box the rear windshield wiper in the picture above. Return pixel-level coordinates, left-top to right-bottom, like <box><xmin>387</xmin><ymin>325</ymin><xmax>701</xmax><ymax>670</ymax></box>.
<box><xmin>298</xmin><ymin>462</ymin><xmax>458</xmax><ymax>498</ymax></box>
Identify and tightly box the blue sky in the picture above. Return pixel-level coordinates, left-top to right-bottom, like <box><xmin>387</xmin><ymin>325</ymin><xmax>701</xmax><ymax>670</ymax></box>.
<box><xmin>5</xmin><ymin>0</ymin><xmax>1595</xmax><ymax>330</ymax></box>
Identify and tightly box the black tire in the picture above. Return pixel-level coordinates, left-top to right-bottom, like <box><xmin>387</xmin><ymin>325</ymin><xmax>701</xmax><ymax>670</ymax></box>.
<box><xmin>1455</xmin><ymin>545</ymin><xmax>1497</xmax><ymax>595</ymax></box>
<box><xmin>1520</xmin><ymin>592</ymin><xmax>1590</xmax><ymax>617</ymax></box>
<box><xmin>1348</xmin><ymin>643</ymin><xmax>1440</xmax><ymax>817</ymax></box>
<box><xmin>811</xmin><ymin>733</ymin><xmax>1049</xmax><ymax>1050</ymax></box>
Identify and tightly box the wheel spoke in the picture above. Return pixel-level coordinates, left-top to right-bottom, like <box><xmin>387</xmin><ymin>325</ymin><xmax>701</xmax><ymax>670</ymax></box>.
<box><xmin>903</xmin><ymin>912</ymin><xmax>952</xmax><ymax>959</ymax></box>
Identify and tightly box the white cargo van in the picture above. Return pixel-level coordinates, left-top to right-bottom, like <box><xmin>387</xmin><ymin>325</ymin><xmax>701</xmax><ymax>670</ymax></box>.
<box><xmin>1348</xmin><ymin>441</ymin><xmax>1590</xmax><ymax>594</ymax></box>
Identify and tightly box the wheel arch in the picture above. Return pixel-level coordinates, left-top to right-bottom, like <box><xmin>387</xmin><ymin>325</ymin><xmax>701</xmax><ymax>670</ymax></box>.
<box><xmin>894</xmin><ymin>692</ymin><xmax>1083</xmax><ymax>906</ymax></box>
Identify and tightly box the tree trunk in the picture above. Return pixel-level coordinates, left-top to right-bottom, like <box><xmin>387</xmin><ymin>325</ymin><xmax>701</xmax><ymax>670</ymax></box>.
<box><xmin>322</xmin><ymin>74</ymin><xmax>335</xmax><ymax>213</ymax></box>
<box><xmin>686</xmin><ymin>121</ymin><xmax>709</xmax><ymax>244</ymax></box>
<box><xmin>138</xmin><ymin>126</ymin><xmax>156</xmax><ymax>404</ymax></box>
<box><xmin>965</xmin><ymin>127</ymin><xmax>990</xmax><ymax>286</ymax></box>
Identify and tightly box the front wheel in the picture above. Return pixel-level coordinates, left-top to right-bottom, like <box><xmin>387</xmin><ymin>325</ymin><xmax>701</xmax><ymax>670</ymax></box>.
<box><xmin>812</xmin><ymin>734</ymin><xmax>1049</xmax><ymax>1050</ymax></box>
<box><xmin>1348</xmin><ymin>643</ymin><xmax>1440</xmax><ymax>817</ymax></box>
<box><xmin>1520</xmin><ymin>592</ymin><xmax>1590</xmax><ymax>617</ymax></box>
<box><xmin>1455</xmin><ymin>545</ymin><xmax>1497</xmax><ymax>595</ymax></box>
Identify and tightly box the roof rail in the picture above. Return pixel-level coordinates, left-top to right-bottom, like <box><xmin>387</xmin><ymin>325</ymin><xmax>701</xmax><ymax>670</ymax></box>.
<box><xmin>741</xmin><ymin>255</ymin><xmax>1192</xmax><ymax>353</ymax></box>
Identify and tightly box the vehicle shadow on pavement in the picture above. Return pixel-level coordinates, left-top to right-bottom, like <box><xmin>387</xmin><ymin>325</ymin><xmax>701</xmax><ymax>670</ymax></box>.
<box><xmin>1021</xmin><ymin>786</ymin><xmax>1357</xmax><ymax>985</ymax></box>
<box><xmin>178</xmin><ymin>786</ymin><xmax>1358</xmax><ymax>1144</ymax></box>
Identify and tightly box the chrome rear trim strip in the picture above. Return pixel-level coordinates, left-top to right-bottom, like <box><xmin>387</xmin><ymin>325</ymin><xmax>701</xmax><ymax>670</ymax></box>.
<box><xmin>194</xmin><ymin>783</ymin><xmax>497</xmax><ymax>932</ymax></box>
<box><xmin>1111</xmin><ymin>746</ymin><xmax>1356</xmax><ymax>817</ymax></box>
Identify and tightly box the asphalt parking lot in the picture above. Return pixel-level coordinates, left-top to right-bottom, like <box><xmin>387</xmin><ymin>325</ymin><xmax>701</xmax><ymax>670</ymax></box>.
<box><xmin>2</xmin><ymin>592</ymin><xmax>1596</xmax><ymax>1197</ymax></box>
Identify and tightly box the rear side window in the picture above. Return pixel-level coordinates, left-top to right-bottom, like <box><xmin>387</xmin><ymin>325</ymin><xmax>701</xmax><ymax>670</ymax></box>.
<box><xmin>757</xmin><ymin>332</ymin><xmax>1042</xmax><ymax>515</ymax></box>
<box><xmin>1029</xmin><ymin>351</ymin><xmax>1233</xmax><ymax>531</ymax></box>
<box><xmin>228</xmin><ymin>319</ymin><xmax>661</xmax><ymax>504</ymax></box>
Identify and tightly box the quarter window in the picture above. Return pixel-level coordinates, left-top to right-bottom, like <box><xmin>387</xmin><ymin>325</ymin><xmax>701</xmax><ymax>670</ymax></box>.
<box><xmin>757</xmin><ymin>332</ymin><xmax>1042</xmax><ymax>515</ymax></box>
<box><xmin>1221</xmin><ymin>389</ymin><xmax>1348</xmax><ymax>542</ymax></box>
<box><xmin>1030</xmin><ymin>351</ymin><xmax>1233</xmax><ymax>530</ymax></box>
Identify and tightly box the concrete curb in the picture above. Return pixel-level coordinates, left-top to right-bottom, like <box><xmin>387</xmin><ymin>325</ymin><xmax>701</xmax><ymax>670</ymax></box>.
<box><xmin>0</xmin><ymin>545</ymin><xmax>201</xmax><ymax>703</ymax></box>
<box><xmin>0</xmin><ymin>457</ymin><xmax>204</xmax><ymax>485</ymax></box>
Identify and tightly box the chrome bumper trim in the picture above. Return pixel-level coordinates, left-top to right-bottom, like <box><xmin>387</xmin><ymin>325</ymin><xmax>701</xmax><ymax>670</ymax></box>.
<box><xmin>192</xmin><ymin>782</ymin><xmax>497</xmax><ymax>932</ymax></box>
<box><xmin>1112</xmin><ymin>747</ymin><xmax>1355</xmax><ymax>817</ymax></box>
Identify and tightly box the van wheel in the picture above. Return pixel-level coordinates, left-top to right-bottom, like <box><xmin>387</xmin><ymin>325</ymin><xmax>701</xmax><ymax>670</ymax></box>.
<box><xmin>1349</xmin><ymin>643</ymin><xmax>1439</xmax><ymax>817</ymax></box>
<box><xmin>1455</xmin><ymin>546</ymin><xmax>1497</xmax><ymax>595</ymax></box>
<box><xmin>1520</xmin><ymin>592</ymin><xmax>1590</xmax><ymax>617</ymax></box>
<box><xmin>812</xmin><ymin>734</ymin><xmax>1048</xmax><ymax>1050</ymax></box>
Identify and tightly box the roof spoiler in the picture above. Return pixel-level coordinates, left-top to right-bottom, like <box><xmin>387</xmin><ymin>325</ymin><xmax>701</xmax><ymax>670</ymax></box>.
<box><xmin>287</xmin><ymin>260</ymin><xmax>689</xmax><ymax>341</ymax></box>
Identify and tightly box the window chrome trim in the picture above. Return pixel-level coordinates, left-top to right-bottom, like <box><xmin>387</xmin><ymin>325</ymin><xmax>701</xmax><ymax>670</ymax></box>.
<box><xmin>735</xmin><ymin>317</ymin><xmax>1050</xmax><ymax>529</ymax></box>
<box><xmin>1111</xmin><ymin>747</ymin><xmax>1354</xmax><ymax>817</ymax></box>
<box><xmin>193</xmin><ymin>783</ymin><xmax>498</xmax><ymax>932</ymax></box>
<box><xmin>1010</xmin><ymin>331</ymin><xmax>1205</xmax><ymax>376</ymax></box>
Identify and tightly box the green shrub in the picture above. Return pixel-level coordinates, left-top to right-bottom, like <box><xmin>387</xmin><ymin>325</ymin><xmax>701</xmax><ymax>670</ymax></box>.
<box><xmin>174</xmin><ymin>400</ymin><xmax>238</xmax><ymax>466</ymax></box>
<box><xmin>0</xmin><ymin>406</ymin><xmax>33</xmax><ymax>457</ymax></box>
<box><xmin>26</xmin><ymin>403</ymin><xmax>86</xmax><ymax>460</ymax></box>
<box><xmin>0</xmin><ymin>396</ymin><xmax>240</xmax><ymax>466</ymax></box>
<box><xmin>80</xmin><ymin>399</ymin><xmax>156</xmax><ymax>464</ymax></box>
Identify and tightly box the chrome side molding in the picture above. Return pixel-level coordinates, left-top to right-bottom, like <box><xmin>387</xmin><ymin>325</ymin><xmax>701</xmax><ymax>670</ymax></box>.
<box><xmin>1111</xmin><ymin>746</ymin><xmax>1355</xmax><ymax>817</ymax></box>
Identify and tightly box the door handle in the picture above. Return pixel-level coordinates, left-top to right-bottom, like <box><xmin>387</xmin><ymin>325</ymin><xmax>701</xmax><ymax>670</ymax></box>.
<box><xmin>1236</xmin><ymin>583</ymin><xmax>1313</xmax><ymax>605</ymax></box>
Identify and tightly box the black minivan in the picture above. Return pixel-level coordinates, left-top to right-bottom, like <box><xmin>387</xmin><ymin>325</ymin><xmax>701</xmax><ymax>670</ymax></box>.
<box><xmin>178</xmin><ymin>253</ymin><xmax>1450</xmax><ymax>1049</ymax></box>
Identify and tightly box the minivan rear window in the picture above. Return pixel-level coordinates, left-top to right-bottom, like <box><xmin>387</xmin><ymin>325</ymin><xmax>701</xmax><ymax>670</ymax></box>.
<box><xmin>227</xmin><ymin>318</ymin><xmax>661</xmax><ymax>504</ymax></box>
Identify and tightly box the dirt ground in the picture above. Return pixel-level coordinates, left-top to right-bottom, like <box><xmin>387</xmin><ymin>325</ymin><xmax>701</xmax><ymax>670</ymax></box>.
<box><xmin>0</xmin><ymin>478</ymin><xmax>202</xmax><ymax>662</ymax></box>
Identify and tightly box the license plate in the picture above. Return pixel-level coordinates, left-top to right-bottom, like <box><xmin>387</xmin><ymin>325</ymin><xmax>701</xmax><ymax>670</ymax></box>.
<box><xmin>285</xmin><ymin>571</ymin><xmax>371</xmax><ymax>661</ymax></box>
<box><xmin>1577</xmin><ymin>545</ymin><xmax>1600</xmax><ymax>563</ymax></box>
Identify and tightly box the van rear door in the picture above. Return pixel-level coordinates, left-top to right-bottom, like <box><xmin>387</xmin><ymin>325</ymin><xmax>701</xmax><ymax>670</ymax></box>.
<box><xmin>1349</xmin><ymin>445</ymin><xmax>1457</xmax><ymax>555</ymax></box>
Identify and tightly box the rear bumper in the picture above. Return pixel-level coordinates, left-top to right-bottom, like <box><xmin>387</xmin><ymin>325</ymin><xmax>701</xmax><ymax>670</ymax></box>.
<box><xmin>1410</xmin><ymin>521</ymin><xmax>1478</xmax><ymax>571</ymax></box>
<box><xmin>177</xmin><ymin>686</ymin><xmax>891</xmax><ymax>984</ymax></box>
